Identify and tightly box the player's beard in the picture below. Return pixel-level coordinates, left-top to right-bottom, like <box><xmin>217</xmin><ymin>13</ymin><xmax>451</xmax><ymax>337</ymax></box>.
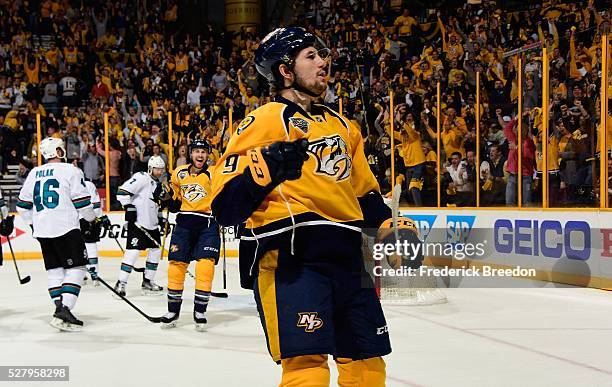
<box><xmin>294</xmin><ymin>73</ymin><xmax>326</xmax><ymax>97</ymax></box>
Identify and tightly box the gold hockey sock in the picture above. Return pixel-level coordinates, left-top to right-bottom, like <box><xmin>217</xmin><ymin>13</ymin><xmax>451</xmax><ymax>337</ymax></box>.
<box><xmin>194</xmin><ymin>258</ymin><xmax>215</xmax><ymax>313</ymax></box>
<box><xmin>336</xmin><ymin>357</ymin><xmax>386</xmax><ymax>387</ymax></box>
<box><xmin>280</xmin><ymin>355</ymin><xmax>330</xmax><ymax>387</ymax></box>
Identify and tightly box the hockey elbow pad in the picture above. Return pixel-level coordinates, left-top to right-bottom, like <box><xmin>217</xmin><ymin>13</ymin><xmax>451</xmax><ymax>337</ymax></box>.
<box><xmin>246</xmin><ymin>139</ymin><xmax>309</xmax><ymax>187</ymax></box>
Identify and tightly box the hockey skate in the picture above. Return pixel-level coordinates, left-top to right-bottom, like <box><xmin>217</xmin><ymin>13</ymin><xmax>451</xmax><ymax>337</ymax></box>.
<box><xmin>50</xmin><ymin>302</ymin><xmax>84</xmax><ymax>332</ymax></box>
<box><xmin>194</xmin><ymin>311</ymin><xmax>207</xmax><ymax>332</ymax></box>
<box><xmin>160</xmin><ymin>312</ymin><xmax>179</xmax><ymax>329</ymax></box>
<box><xmin>141</xmin><ymin>279</ymin><xmax>164</xmax><ymax>296</ymax></box>
<box><xmin>114</xmin><ymin>281</ymin><xmax>127</xmax><ymax>299</ymax></box>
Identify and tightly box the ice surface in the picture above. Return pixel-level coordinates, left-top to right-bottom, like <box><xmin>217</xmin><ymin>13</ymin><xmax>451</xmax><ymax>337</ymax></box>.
<box><xmin>1</xmin><ymin>258</ymin><xmax>612</xmax><ymax>386</ymax></box>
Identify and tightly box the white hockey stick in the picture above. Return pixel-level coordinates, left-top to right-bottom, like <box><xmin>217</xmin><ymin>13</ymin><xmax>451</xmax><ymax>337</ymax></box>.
<box><xmin>391</xmin><ymin>184</ymin><xmax>402</xmax><ymax>240</ymax></box>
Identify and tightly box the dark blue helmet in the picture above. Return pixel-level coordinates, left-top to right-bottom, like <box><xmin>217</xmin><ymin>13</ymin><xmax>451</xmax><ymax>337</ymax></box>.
<box><xmin>255</xmin><ymin>27</ymin><xmax>328</xmax><ymax>85</ymax></box>
<box><xmin>189</xmin><ymin>139</ymin><xmax>211</xmax><ymax>154</ymax></box>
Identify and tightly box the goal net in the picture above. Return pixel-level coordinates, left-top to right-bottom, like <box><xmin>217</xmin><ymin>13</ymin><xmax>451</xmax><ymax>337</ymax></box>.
<box><xmin>363</xmin><ymin>235</ymin><xmax>448</xmax><ymax>306</ymax></box>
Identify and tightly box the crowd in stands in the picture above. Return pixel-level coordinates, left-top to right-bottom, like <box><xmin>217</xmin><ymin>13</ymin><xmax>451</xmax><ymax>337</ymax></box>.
<box><xmin>0</xmin><ymin>0</ymin><xmax>609</xmax><ymax>209</ymax></box>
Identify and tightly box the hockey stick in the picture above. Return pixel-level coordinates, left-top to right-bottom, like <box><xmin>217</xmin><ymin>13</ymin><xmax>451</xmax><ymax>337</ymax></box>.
<box><xmin>7</xmin><ymin>235</ymin><xmax>30</xmax><ymax>284</ymax></box>
<box><xmin>221</xmin><ymin>227</ymin><xmax>227</xmax><ymax>290</ymax></box>
<box><xmin>391</xmin><ymin>184</ymin><xmax>402</xmax><ymax>240</ymax></box>
<box><xmin>95</xmin><ymin>275</ymin><xmax>162</xmax><ymax>323</ymax></box>
<box><xmin>185</xmin><ymin>269</ymin><xmax>228</xmax><ymax>298</ymax></box>
<box><xmin>160</xmin><ymin>209</ymin><xmax>170</xmax><ymax>259</ymax></box>
<box><xmin>113</xmin><ymin>236</ymin><xmax>125</xmax><ymax>253</ymax></box>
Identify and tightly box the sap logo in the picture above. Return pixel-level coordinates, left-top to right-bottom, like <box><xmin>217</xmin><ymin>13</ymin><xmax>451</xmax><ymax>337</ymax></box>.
<box><xmin>297</xmin><ymin>312</ymin><xmax>324</xmax><ymax>333</ymax></box>
<box><xmin>446</xmin><ymin>215</ymin><xmax>475</xmax><ymax>244</ymax></box>
<box><xmin>494</xmin><ymin>219</ymin><xmax>590</xmax><ymax>260</ymax></box>
<box><xmin>402</xmin><ymin>214</ymin><xmax>437</xmax><ymax>241</ymax></box>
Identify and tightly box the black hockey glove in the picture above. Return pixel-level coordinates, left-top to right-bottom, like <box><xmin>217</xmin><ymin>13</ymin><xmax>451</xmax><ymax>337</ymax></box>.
<box><xmin>0</xmin><ymin>215</ymin><xmax>14</xmax><ymax>237</ymax></box>
<box><xmin>124</xmin><ymin>204</ymin><xmax>137</xmax><ymax>224</ymax></box>
<box><xmin>80</xmin><ymin>218</ymin><xmax>95</xmax><ymax>239</ymax></box>
<box><xmin>245</xmin><ymin>139</ymin><xmax>309</xmax><ymax>188</ymax></box>
<box><xmin>98</xmin><ymin>215</ymin><xmax>112</xmax><ymax>229</ymax></box>
<box><xmin>88</xmin><ymin>267</ymin><xmax>99</xmax><ymax>280</ymax></box>
<box><xmin>153</xmin><ymin>181</ymin><xmax>173</xmax><ymax>207</ymax></box>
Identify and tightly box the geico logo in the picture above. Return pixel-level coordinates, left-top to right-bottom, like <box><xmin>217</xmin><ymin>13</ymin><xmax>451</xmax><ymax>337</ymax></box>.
<box><xmin>494</xmin><ymin>219</ymin><xmax>591</xmax><ymax>260</ymax></box>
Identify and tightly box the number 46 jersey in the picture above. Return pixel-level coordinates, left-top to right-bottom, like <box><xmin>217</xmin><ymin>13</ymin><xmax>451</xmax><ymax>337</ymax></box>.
<box><xmin>17</xmin><ymin>163</ymin><xmax>94</xmax><ymax>238</ymax></box>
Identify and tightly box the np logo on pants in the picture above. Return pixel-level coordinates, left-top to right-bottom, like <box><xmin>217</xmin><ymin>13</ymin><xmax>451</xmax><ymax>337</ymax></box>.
<box><xmin>297</xmin><ymin>312</ymin><xmax>324</xmax><ymax>332</ymax></box>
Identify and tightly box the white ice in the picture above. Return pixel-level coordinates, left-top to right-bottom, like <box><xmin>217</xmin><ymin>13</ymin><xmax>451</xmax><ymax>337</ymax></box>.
<box><xmin>1</xmin><ymin>258</ymin><xmax>612</xmax><ymax>387</ymax></box>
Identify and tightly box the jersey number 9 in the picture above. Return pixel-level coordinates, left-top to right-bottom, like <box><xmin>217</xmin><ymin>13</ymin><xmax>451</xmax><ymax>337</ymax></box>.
<box><xmin>33</xmin><ymin>179</ymin><xmax>60</xmax><ymax>211</ymax></box>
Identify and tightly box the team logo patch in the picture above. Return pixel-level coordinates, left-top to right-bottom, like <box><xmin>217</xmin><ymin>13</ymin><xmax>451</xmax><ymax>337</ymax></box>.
<box><xmin>288</xmin><ymin>117</ymin><xmax>309</xmax><ymax>133</ymax></box>
<box><xmin>297</xmin><ymin>312</ymin><xmax>324</xmax><ymax>333</ymax></box>
<box><xmin>178</xmin><ymin>170</ymin><xmax>188</xmax><ymax>180</ymax></box>
<box><xmin>237</xmin><ymin>116</ymin><xmax>255</xmax><ymax>135</ymax></box>
<box><xmin>307</xmin><ymin>135</ymin><xmax>352</xmax><ymax>181</ymax></box>
<box><xmin>180</xmin><ymin>183</ymin><xmax>207</xmax><ymax>202</ymax></box>
<box><xmin>170</xmin><ymin>244</ymin><xmax>179</xmax><ymax>252</ymax></box>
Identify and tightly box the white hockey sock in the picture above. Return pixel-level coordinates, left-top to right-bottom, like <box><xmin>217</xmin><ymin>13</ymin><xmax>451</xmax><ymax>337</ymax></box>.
<box><xmin>47</xmin><ymin>267</ymin><xmax>65</xmax><ymax>304</ymax></box>
<box><xmin>62</xmin><ymin>266</ymin><xmax>86</xmax><ymax>310</ymax></box>
<box><xmin>118</xmin><ymin>249</ymin><xmax>140</xmax><ymax>284</ymax></box>
<box><xmin>144</xmin><ymin>248</ymin><xmax>161</xmax><ymax>281</ymax></box>
<box><xmin>86</xmin><ymin>243</ymin><xmax>99</xmax><ymax>273</ymax></box>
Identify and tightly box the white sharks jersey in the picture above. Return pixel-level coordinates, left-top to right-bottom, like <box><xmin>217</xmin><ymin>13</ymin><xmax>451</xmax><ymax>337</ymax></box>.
<box><xmin>84</xmin><ymin>181</ymin><xmax>103</xmax><ymax>218</ymax></box>
<box><xmin>17</xmin><ymin>162</ymin><xmax>95</xmax><ymax>238</ymax></box>
<box><xmin>117</xmin><ymin>172</ymin><xmax>160</xmax><ymax>229</ymax></box>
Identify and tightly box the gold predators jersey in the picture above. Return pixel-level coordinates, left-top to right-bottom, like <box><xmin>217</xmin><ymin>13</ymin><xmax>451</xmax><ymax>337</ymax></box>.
<box><xmin>171</xmin><ymin>164</ymin><xmax>214</xmax><ymax>228</ymax></box>
<box><xmin>211</xmin><ymin>96</ymin><xmax>381</xmax><ymax>231</ymax></box>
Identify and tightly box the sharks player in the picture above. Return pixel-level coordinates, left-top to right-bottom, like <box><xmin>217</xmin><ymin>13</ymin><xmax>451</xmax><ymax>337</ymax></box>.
<box><xmin>159</xmin><ymin>139</ymin><xmax>220</xmax><ymax>331</ymax></box>
<box><xmin>114</xmin><ymin>156</ymin><xmax>166</xmax><ymax>296</ymax></box>
<box><xmin>80</xmin><ymin>180</ymin><xmax>111</xmax><ymax>286</ymax></box>
<box><xmin>17</xmin><ymin>137</ymin><xmax>95</xmax><ymax>331</ymax></box>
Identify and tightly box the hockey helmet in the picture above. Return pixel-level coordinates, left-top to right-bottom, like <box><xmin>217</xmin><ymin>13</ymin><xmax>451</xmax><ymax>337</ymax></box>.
<box><xmin>189</xmin><ymin>139</ymin><xmax>211</xmax><ymax>154</ymax></box>
<box><xmin>255</xmin><ymin>27</ymin><xmax>329</xmax><ymax>85</ymax></box>
<box><xmin>148</xmin><ymin>155</ymin><xmax>166</xmax><ymax>174</ymax></box>
<box><xmin>39</xmin><ymin>137</ymin><xmax>66</xmax><ymax>160</ymax></box>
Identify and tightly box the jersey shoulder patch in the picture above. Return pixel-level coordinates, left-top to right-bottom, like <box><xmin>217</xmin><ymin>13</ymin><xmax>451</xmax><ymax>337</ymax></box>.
<box><xmin>288</xmin><ymin>117</ymin><xmax>310</xmax><ymax>134</ymax></box>
<box><xmin>237</xmin><ymin>115</ymin><xmax>255</xmax><ymax>135</ymax></box>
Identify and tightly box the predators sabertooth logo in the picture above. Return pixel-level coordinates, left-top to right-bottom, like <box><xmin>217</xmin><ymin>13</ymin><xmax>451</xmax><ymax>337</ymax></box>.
<box><xmin>180</xmin><ymin>183</ymin><xmax>207</xmax><ymax>202</ymax></box>
<box><xmin>297</xmin><ymin>312</ymin><xmax>324</xmax><ymax>332</ymax></box>
<box><xmin>307</xmin><ymin>135</ymin><xmax>352</xmax><ymax>181</ymax></box>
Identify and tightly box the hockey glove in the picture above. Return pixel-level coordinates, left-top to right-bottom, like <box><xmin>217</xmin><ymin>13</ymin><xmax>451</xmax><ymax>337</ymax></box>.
<box><xmin>246</xmin><ymin>139</ymin><xmax>309</xmax><ymax>188</ymax></box>
<box><xmin>124</xmin><ymin>204</ymin><xmax>137</xmax><ymax>224</ymax></box>
<box><xmin>376</xmin><ymin>216</ymin><xmax>424</xmax><ymax>270</ymax></box>
<box><xmin>98</xmin><ymin>215</ymin><xmax>112</xmax><ymax>229</ymax></box>
<box><xmin>80</xmin><ymin>218</ymin><xmax>96</xmax><ymax>239</ymax></box>
<box><xmin>0</xmin><ymin>215</ymin><xmax>14</xmax><ymax>237</ymax></box>
<box><xmin>88</xmin><ymin>267</ymin><xmax>99</xmax><ymax>280</ymax></box>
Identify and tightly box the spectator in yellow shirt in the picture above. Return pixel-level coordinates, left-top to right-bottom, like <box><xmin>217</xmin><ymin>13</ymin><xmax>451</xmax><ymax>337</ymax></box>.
<box><xmin>394</xmin><ymin>9</ymin><xmax>417</xmax><ymax>37</ymax></box>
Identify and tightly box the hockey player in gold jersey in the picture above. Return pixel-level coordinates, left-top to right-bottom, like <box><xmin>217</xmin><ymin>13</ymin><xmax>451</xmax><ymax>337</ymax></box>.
<box><xmin>210</xmin><ymin>27</ymin><xmax>417</xmax><ymax>386</ymax></box>
<box><xmin>160</xmin><ymin>139</ymin><xmax>220</xmax><ymax>331</ymax></box>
